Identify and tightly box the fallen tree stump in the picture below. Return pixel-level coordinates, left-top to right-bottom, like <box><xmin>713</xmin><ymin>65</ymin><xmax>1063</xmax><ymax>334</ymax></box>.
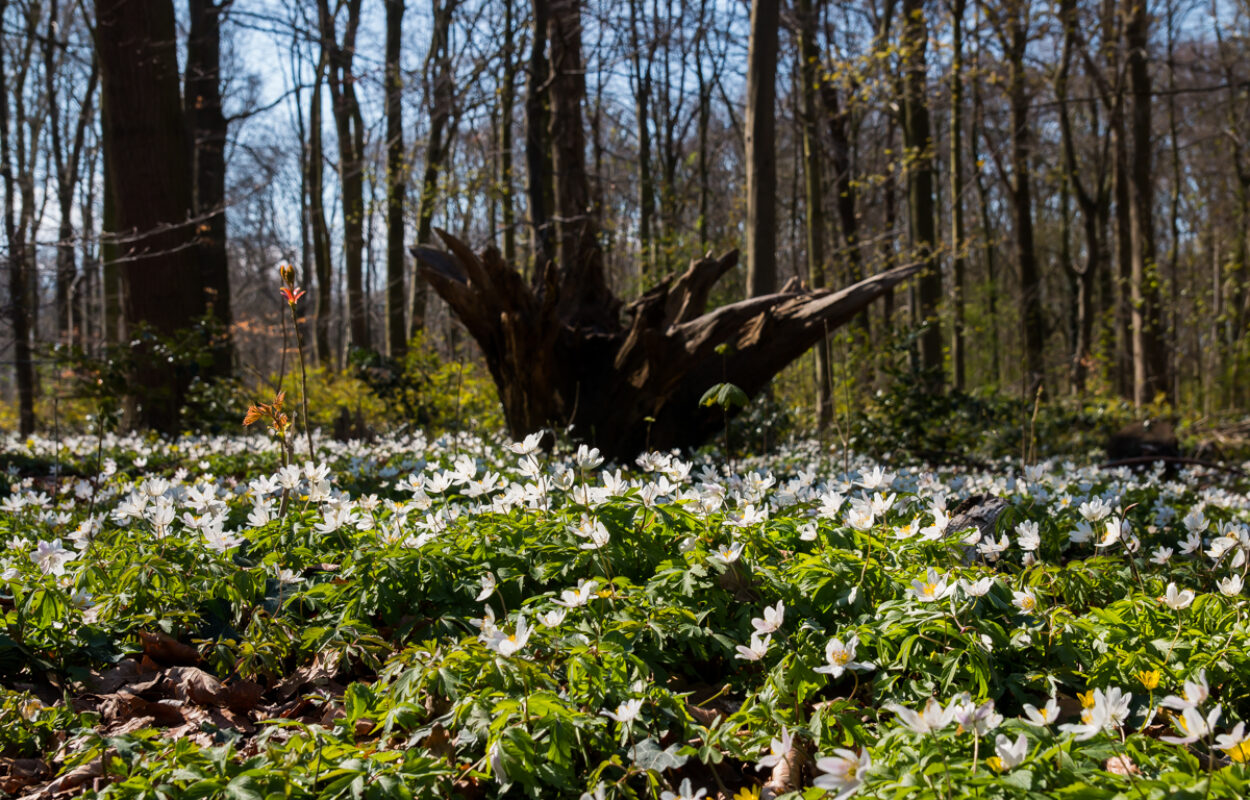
<box><xmin>414</xmin><ymin>229</ymin><xmax>920</xmax><ymax>460</ymax></box>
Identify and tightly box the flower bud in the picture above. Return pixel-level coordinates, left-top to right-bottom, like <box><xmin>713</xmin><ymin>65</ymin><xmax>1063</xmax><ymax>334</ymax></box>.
<box><xmin>278</xmin><ymin>262</ymin><xmax>296</xmax><ymax>287</ymax></box>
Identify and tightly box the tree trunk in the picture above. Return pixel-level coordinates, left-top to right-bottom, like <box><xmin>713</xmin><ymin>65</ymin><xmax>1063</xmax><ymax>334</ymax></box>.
<box><xmin>796</xmin><ymin>0</ymin><xmax>831</xmax><ymax>428</ymax></box>
<box><xmin>1004</xmin><ymin>3</ymin><xmax>1044</xmax><ymax>392</ymax></box>
<box><xmin>0</xmin><ymin>0</ymin><xmax>34</xmax><ymax>433</ymax></box>
<box><xmin>526</xmin><ymin>0</ymin><xmax>554</xmax><ymax>272</ymax></box>
<box><xmin>409</xmin><ymin>0</ymin><xmax>458</xmax><ymax>337</ymax></box>
<box><xmin>415</xmin><ymin>231</ymin><xmax>919</xmax><ymax>459</ymax></box>
<box><xmin>185</xmin><ymin>0</ymin><xmax>233</xmax><ymax>377</ymax></box>
<box><xmin>744</xmin><ymin>0</ymin><xmax>778</xmax><ymax>297</ymax></box>
<box><xmin>949</xmin><ymin>0</ymin><xmax>967</xmax><ymax>391</ymax></box>
<box><xmin>546</xmin><ymin>0</ymin><xmax>615</xmax><ymax>329</ymax></box>
<box><xmin>901</xmin><ymin>0</ymin><xmax>942</xmax><ymax>385</ymax></box>
<box><xmin>629</xmin><ymin>0</ymin><xmax>656</xmax><ymax>276</ymax></box>
<box><xmin>308</xmin><ymin>45</ymin><xmax>334</xmax><ymax>366</ymax></box>
<box><xmin>319</xmin><ymin>0</ymin><xmax>368</xmax><ymax>351</ymax></box>
<box><xmin>384</xmin><ymin>0</ymin><xmax>407</xmax><ymax>358</ymax></box>
<box><xmin>1125</xmin><ymin>0</ymin><xmax>1168</xmax><ymax>405</ymax></box>
<box><xmin>500</xmin><ymin>0</ymin><xmax>518</xmax><ymax>265</ymax></box>
<box><xmin>97</xmin><ymin>0</ymin><xmax>206</xmax><ymax>431</ymax></box>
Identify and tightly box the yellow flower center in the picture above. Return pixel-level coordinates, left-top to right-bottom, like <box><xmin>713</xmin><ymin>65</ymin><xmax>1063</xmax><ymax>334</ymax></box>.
<box><xmin>986</xmin><ymin>756</ymin><xmax>1006</xmax><ymax>772</ymax></box>
<box><xmin>1079</xmin><ymin>691</ymin><xmax>1096</xmax><ymax>709</ymax></box>
<box><xmin>833</xmin><ymin>651</ymin><xmax>850</xmax><ymax>666</ymax></box>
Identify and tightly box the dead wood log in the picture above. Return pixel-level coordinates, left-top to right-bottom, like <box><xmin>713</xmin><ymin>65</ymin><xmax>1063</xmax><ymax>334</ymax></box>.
<box><xmin>414</xmin><ymin>229</ymin><xmax>920</xmax><ymax>459</ymax></box>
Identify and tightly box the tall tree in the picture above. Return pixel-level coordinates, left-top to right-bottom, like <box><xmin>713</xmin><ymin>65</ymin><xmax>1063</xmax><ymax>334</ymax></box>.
<box><xmin>628</xmin><ymin>0</ymin><xmax>656</xmax><ymax>275</ymax></box>
<box><xmin>307</xmin><ymin>39</ymin><xmax>335</xmax><ymax>366</ymax></box>
<box><xmin>384</xmin><ymin>0</ymin><xmax>406</xmax><ymax>358</ymax></box>
<box><xmin>1125</xmin><ymin>0</ymin><xmax>1168</xmax><ymax>404</ymax></box>
<box><xmin>901</xmin><ymin>0</ymin><xmax>942</xmax><ymax>383</ymax></box>
<box><xmin>949</xmin><ymin>0</ymin><xmax>968</xmax><ymax>390</ymax></box>
<box><xmin>744</xmin><ymin>0</ymin><xmax>778</xmax><ymax>297</ymax></box>
<box><xmin>97</xmin><ymin>0</ymin><xmax>206</xmax><ymax>431</ymax></box>
<box><xmin>525</xmin><ymin>0</ymin><xmax>554</xmax><ymax>272</ymax></box>
<box><xmin>317</xmin><ymin>0</ymin><xmax>368</xmax><ymax>351</ymax></box>
<box><xmin>185</xmin><ymin>0</ymin><xmax>234</xmax><ymax>377</ymax></box>
<box><xmin>409</xmin><ymin>0</ymin><xmax>458</xmax><ymax>337</ymax></box>
<box><xmin>0</xmin><ymin>0</ymin><xmax>36</xmax><ymax>433</ymax></box>
<box><xmin>796</xmin><ymin>0</ymin><xmax>832</xmax><ymax>427</ymax></box>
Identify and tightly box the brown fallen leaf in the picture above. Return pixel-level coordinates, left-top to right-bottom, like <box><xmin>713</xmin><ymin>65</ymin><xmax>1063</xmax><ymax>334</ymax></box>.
<box><xmin>31</xmin><ymin>757</ymin><xmax>104</xmax><ymax>798</ymax></box>
<box><xmin>0</xmin><ymin>757</ymin><xmax>50</xmax><ymax>795</ymax></box>
<box><xmin>137</xmin><ymin>630</ymin><xmax>200</xmax><ymax>666</ymax></box>
<box><xmin>764</xmin><ymin>745</ymin><xmax>805</xmax><ymax>797</ymax></box>
<box><xmin>165</xmin><ymin>666</ymin><xmax>226</xmax><ymax>706</ymax></box>
<box><xmin>1105</xmin><ymin>754</ymin><xmax>1141</xmax><ymax>775</ymax></box>
<box><xmin>83</xmin><ymin>659</ymin><xmax>156</xmax><ymax>694</ymax></box>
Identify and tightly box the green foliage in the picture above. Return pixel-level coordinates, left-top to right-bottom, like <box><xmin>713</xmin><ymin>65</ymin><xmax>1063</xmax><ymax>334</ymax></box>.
<box><xmin>348</xmin><ymin>331</ymin><xmax>502</xmax><ymax>433</ymax></box>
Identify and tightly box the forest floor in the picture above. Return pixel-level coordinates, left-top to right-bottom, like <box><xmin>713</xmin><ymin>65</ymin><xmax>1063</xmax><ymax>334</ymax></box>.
<box><xmin>1</xmin><ymin>428</ymin><xmax>1249</xmax><ymax>799</ymax></box>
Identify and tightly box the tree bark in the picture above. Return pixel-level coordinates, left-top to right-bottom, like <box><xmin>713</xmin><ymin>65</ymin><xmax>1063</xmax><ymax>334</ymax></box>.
<box><xmin>185</xmin><ymin>0</ymin><xmax>233</xmax><ymax>377</ymax></box>
<box><xmin>901</xmin><ymin>0</ymin><xmax>942</xmax><ymax>384</ymax></box>
<box><xmin>97</xmin><ymin>0</ymin><xmax>206</xmax><ymax>431</ymax></box>
<box><xmin>499</xmin><ymin>0</ymin><xmax>518</xmax><ymax>265</ymax></box>
<box><xmin>949</xmin><ymin>0</ymin><xmax>967</xmax><ymax>391</ymax></box>
<box><xmin>318</xmin><ymin>0</ymin><xmax>368</xmax><ymax>351</ymax></box>
<box><xmin>526</xmin><ymin>0</ymin><xmax>554</xmax><ymax>272</ymax></box>
<box><xmin>308</xmin><ymin>43</ymin><xmax>334</xmax><ymax>366</ymax></box>
<box><xmin>796</xmin><ymin>0</ymin><xmax>831</xmax><ymax>428</ymax></box>
<box><xmin>1125</xmin><ymin>0</ymin><xmax>1168</xmax><ymax>405</ymax></box>
<box><xmin>744</xmin><ymin>0</ymin><xmax>778</xmax><ymax>297</ymax></box>
<box><xmin>384</xmin><ymin>0</ymin><xmax>407</xmax><ymax>358</ymax></box>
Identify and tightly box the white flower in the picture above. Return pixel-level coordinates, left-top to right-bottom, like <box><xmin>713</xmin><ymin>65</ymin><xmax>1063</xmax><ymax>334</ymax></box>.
<box><xmin>538</xmin><ymin>608</ymin><xmax>567</xmax><ymax>628</ymax></box>
<box><xmin>202</xmin><ymin>527</ymin><xmax>244</xmax><ymax>553</ymax></box>
<box><xmin>1022</xmin><ymin>697</ymin><xmax>1060</xmax><ymax>727</ymax></box>
<box><xmin>815</xmin><ymin>635</ymin><xmax>874</xmax><ymax>678</ymax></box>
<box><xmin>507</xmin><ymin>432</ymin><xmax>544</xmax><ymax>455</ymax></box>
<box><xmin>977</xmin><ymin>534</ymin><xmax>1010</xmax><ymax>562</ymax></box>
<box><xmin>992</xmin><ymin>733</ymin><xmax>1028</xmax><ymax>770</ymax></box>
<box><xmin>886</xmin><ymin>697</ymin><xmax>954</xmax><ymax>735</ymax></box>
<box><xmin>659</xmin><ymin>778</ymin><xmax>707</xmax><ymax>800</ymax></box>
<box><xmin>950</xmin><ymin>694</ymin><xmax>1002</xmax><ymax>735</ymax></box>
<box><xmin>488</xmin><ymin>740</ymin><xmax>508</xmax><ymax>785</ymax></box>
<box><xmin>554</xmin><ymin>579</ymin><xmax>598</xmax><ymax>608</ymax></box>
<box><xmin>756</xmin><ymin>727</ymin><xmax>793</xmax><ymax>771</ymax></box>
<box><xmin>29</xmin><ymin>539</ymin><xmax>75</xmax><ymax>576</ymax></box>
<box><xmin>813</xmin><ymin>748</ymin><xmax>870</xmax><ymax>799</ymax></box>
<box><xmin>1012</xmin><ymin>589</ymin><xmax>1040</xmax><ymax>614</ymax></box>
<box><xmin>1150</xmin><ymin>546</ymin><xmax>1173</xmax><ymax>565</ymax></box>
<box><xmin>1059</xmin><ymin>687</ymin><xmax>1132</xmax><ymax>740</ymax></box>
<box><xmin>1095</xmin><ymin>518</ymin><xmax>1126</xmax><ymax>548</ymax></box>
<box><xmin>710</xmin><ymin>540</ymin><xmax>745</xmax><ymax>565</ymax></box>
<box><xmin>858</xmin><ymin>465</ymin><xmax>893</xmax><ymax>490</ymax></box>
<box><xmin>485</xmin><ymin>617</ymin><xmax>531</xmax><ymax>658</ymax></box>
<box><xmin>735</xmin><ymin>632</ymin><xmax>770</xmax><ymax>662</ymax></box>
<box><xmin>476</xmin><ymin>573</ymin><xmax>498</xmax><ymax>601</ymax></box>
<box><xmin>751</xmin><ymin>600</ymin><xmax>785</xmax><ymax>635</ymax></box>
<box><xmin>909</xmin><ymin>567</ymin><xmax>956</xmax><ymax>603</ymax></box>
<box><xmin>960</xmin><ymin>576</ymin><xmax>995</xmax><ymax>597</ymax></box>
<box><xmin>601</xmin><ymin>698</ymin><xmax>644</xmax><ymax>724</ymax></box>
<box><xmin>1215</xmin><ymin>721</ymin><xmax>1250</xmax><ymax>762</ymax></box>
<box><xmin>1160</xmin><ymin>582</ymin><xmax>1194</xmax><ymax>611</ymax></box>
<box><xmin>1218</xmin><ymin>574</ymin><xmax>1243</xmax><ymax>596</ymax></box>
<box><xmin>1161</xmin><ymin>705</ymin><xmax>1221</xmax><ymax>745</ymax></box>
<box><xmin>574</xmin><ymin>444</ymin><xmax>603</xmax><ymax>471</ymax></box>
<box><xmin>1015</xmin><ymin>521</ymin><xmax>1040</xmax><ymax>552</ymax></box>
<box><xmin>1161</xmin><ymin>670</ymin><xmax>1210</xmax><ymax>711</ymax></box>
<box><xmin>573</xmin><ymin>516</ymin><xmax>611</xmax><ymax>550</ymax></box>
<box><xmin>1179</xmin><ymin>529</ymin><xmax>1203</xmax><ymax>555</ymax></box>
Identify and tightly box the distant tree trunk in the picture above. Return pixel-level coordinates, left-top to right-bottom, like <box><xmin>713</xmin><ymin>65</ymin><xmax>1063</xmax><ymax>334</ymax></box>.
<box><xmin>629</xmin><ymin>0</ymin><xmax>656</xmax><ymax>276</ymax></box>
<box><xmin>384</xmin><ymin>0</ymin><xmax>407</xmax><ymax>358</ymax></box>
<box><xmin>1125</xmin><ymin>0</ymin><xmax>1168</xmax><ymax>405</ymax></box>
<box><xmin>0</xmin><ymin>0</ymin><xmax>34</xmax><ymax>433</ymax></box>
<box><xmin>1002</xmin><ymin>2</ymin><xmax>1044</xmax><ymax>392</ymax></box>
<box><xmin>525</xmin><ymin>0</ymin><xmax>554</xmax><ymax>272</ymax></box>
<box><xmin>409</xmin><ymin>0</ymin><xmax>458</xmax><ymax>338</ymax></box>
<box><xmin>744</xmin><ymin>0</ymin><xmax>778</xmax><ymax>297</ymax></box>
<box><xmin>499</xmin><ymin>0</ymin><xmax>518</xmax><ymax>265</ymax></box>
<box><xmin>901</xmin><ymin>0</ymin><xmax>942</xmax><ymax>384</ymax></box>
<box><xmin>318</xmin><ymin>0</ymin><xmax>368</xmax><ymax>351</ymax></box>
<box><xmin>971</xmin><ymin>49</ymin><xmax>998</xmax><ymax>385</ymax></box>
<box><xmin>694</xmin><ymin>0</ymin><xmax>712</xmax><ymax>250</ymax></box>
<box><xmin>949</xmin><ymin>0</ymin><xmax>967</xmax><ymax>390</ymax></box>
<box><xmin>546</xmin><ymin>0</ymin><xmax>615</xmax><ymax>328</ymax></box>
<box><xmin>97</xmin><ymin>0</ymin><xmax>206</xmax><ymax>431</ymax></box>
<box><xmin>796</xmin><ymin>0</ymin><xmax>831</xmax><ymax>428</ymax></box>
<box><xmin>308</xmin><ymin>46</ymin><xmax>334</xmax><ymax>366</ymax></box>
<box><xmin>185</xmin><ymin>0</ymin><xmax>234</xmax><ymax>377</ymax></box>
